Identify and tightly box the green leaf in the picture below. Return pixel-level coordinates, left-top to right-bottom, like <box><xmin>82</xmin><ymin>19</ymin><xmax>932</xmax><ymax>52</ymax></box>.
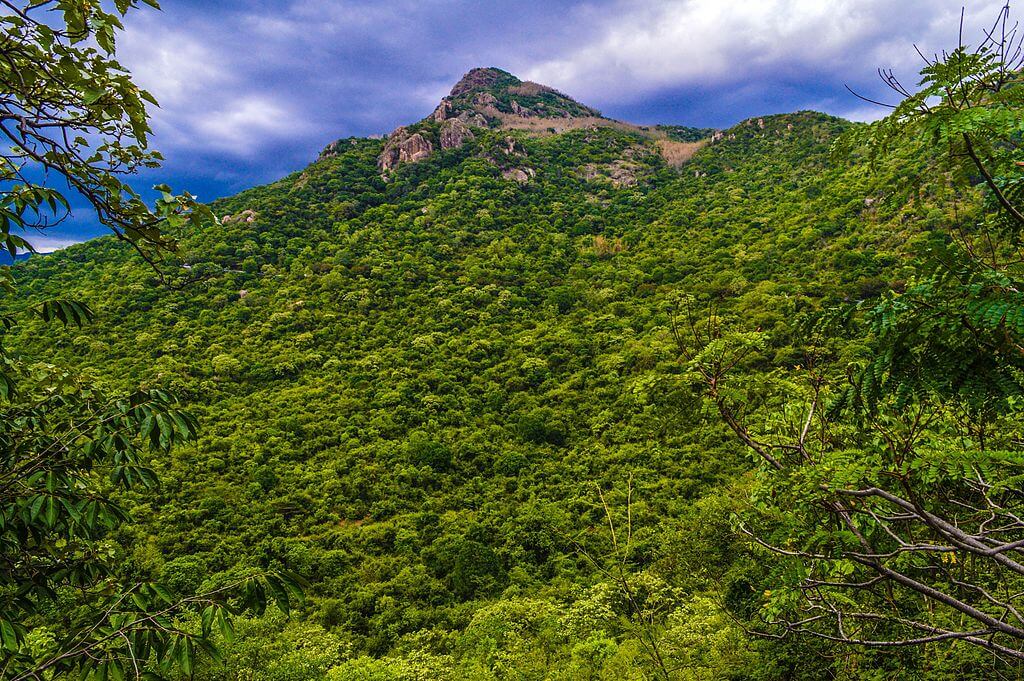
<box><xmin>0</xmin><ymin>619</ymin><xmax>19</xmax><ymax>651</ymax></box>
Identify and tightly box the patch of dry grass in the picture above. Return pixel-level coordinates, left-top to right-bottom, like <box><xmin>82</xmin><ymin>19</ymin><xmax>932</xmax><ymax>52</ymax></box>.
<box><xmin>656</xmin><ymin>139</ymin><xmax>707</xmax><ymax>168</ymax></box>
<box><xmin>508</xmin><ymin>81</ymin><xmax>555</xmax><ymax>97</ymax></box>
<box><xmin>592</xmin><ymin>235</ymin><xmax>627</xmax><ymax>257</ymax></box>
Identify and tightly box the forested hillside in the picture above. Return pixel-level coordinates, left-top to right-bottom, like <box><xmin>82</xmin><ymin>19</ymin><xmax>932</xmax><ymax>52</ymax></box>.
<box><xmin>6</xmin><ymin>70</ymin><xmax>982</xmax><ymax>678</ymax></box>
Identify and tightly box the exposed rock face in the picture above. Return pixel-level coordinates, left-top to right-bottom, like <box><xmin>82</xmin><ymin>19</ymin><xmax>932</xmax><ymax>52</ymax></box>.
<box><xmin>376</xmin><ymin>118</ymin><xmax>482</xmax><ymax>174</ymax></box>
<box><xmin>502</xmin><ymin>167</ymin><xmax>535</xmax><ymax>184</ymax></box>
<box><xmin>402</xmin><ymin>135</ymin><xmax>434</xmax><ymax>163</ymax></box>
<box><xmin>456</xmin><ymin>110</ymin><xmax>490</xmax><ymax>127</ymax></box>
<box><xmin>378</xmin><ymin>127</ymin><xmax>434</xmax><ymax>173</ymax></box>
<box><xmin>486</xmin><ymin>135</ymin><xmax>533</xmax><ymax>184</ymax></box>
<box><xmin>510</xmin><ymin>100</ymin><xmax>530</xmax><ymax>116</ymax></box>
<box><xmin>432</xmin><ymin>100</ymin><xmax>489</xmax><ymax>127</ymax></box>
<box><xmin>444</xmin><ymin>67</ymin><xmax>601</xmax><ymax>123</ymax></box>
<box><xmin>502</xmin><ymin>136</ymin><xmax>526</xmax><ymax>157</ymax></box>
<box><xmin>222</xmin><ymin>209</ymin><xmax>258</xmax><ymax>224</ymax></box>
<box><xmin>581</xmin><ymin>159</ymin><xmax>644</xmax><ymax>188</ymax></box>
<box><xmin>473</xmin><ymin>92</ymin><xmax>498</xmax><ymax>107</ymax></box>
<box><xmin>440</xmin><ymin>119</ymin><xmax>474</xmax><ymax>150</ymax></box>
<box><xmin>432</xmin><ymin>100</ymin><xmax>452</xmax><ymax>122</ymax></box>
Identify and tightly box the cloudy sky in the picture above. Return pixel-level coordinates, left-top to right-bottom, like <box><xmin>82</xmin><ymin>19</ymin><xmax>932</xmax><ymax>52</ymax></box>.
<box><xmin>37</xmin><ymin>0</ymin><xmax>1009</xmax><ymax>250</ymax></box>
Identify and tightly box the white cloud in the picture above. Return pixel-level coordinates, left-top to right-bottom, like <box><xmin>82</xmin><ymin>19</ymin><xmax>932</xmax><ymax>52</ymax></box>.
<box><xmin>120</xmin><ymin>27</ymin><xmax>227</xmax><ymax>108</ymax></box>
<box><xmin>523</xmin><ymin>0</ymin><xmax>1008</xmax><ymax>105</ymax></box>
<box><xmin>835</xmin><ymin>104</ymin><xmax>890</xmax><ymax>124</ymax></box>
<box><xmin>29</xmin><ymin>234</ymin><xmax>86</xmax><ymax>253</ymax></box>
<box><xmin>118</xmin><ymin>13</ymin><xmax>315</xmax><ymax>158</ymax></box>
<box><xmin>192</xmin><ymin>96</ymin><xmax>307</xmax><ymax>155</ymax></box>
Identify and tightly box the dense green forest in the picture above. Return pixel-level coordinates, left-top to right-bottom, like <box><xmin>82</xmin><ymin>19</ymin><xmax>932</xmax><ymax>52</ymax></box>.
<box><xmin>6</xmin><ymin>103</ymin><xmax>971</xmax><ymax>678</ymax></box>
<box><xmin>5</xmin><ymin>3</ymin><xmax>1024</xmax><ymax>677</ymax></box>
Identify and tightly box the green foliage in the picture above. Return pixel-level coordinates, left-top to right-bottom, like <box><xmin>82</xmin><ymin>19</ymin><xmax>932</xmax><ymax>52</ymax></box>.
<box><xmin>0</xmin><ymin>294</ymin><xmax>304</xmax><ymax>676</ymax></box>
<box><xmin>685</xmin><ymin>6</ymin><xmax>1024</xmax><ymax>671</ymax></box>
<box><xmin>0</xmin><ymin>2</ymin><xmax>298</xmax><ymax>677</ymax></box>
<box><xmin>5</xmin><ymin>13</ymin><xmax>1007</xmax><ymax>677</ymax></box>
<box><xmin>0</xmin><ymin>0</ymin><xmax>217</xmax><ymax>264</ymax></box>
<box><xmin>652</xmin><ymin>125</ymin><xmax>715</xmax><ymax>143</ymax></box>
<box><xmin>5</xmin><ymin>101</ymin><xmax>952</xmax><ymax>676</ymax></box>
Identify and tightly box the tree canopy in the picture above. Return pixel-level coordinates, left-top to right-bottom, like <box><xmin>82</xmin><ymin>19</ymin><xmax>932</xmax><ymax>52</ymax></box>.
<box><xmin>5</xmin><ymin>1</ymin><xmax>1024</xmax><ymax>679</ymax></box>
<box><xmin>1</xmin><ymin>2</ymin><xmax>294</xmax><ymax>678</ymax></box>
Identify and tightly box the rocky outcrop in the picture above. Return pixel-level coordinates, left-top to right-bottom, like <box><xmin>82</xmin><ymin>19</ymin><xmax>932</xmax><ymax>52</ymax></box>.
<box><xmin>432</xmin><ymin>100</ymin><xmax>452</xmax><ymax>122</ymax></box>
<box><xmin>442</xmin><ymin>67</ymin><xmax>601</xmax><ymax>125</ymax></box>
<box><xmin>222</xmin><ymin>209</ymin><xmax>258</xmax><ymax>224</ymax></box>
<box><xmin>432</xmin><ymin>99</ymin><xmax>490</xmax><ymax>128</ymax></box>
<box><xmin>378</xmin><ymin>127</ymin><xmax>434</xmax><ymax>173</ymax></box>
<box><xmin>502</xmin><ymin>136</ymin><xmax>526</xmax><ymax>157</ymax></box>
<box><xmin>502</xmin><ymin>167</ymin><xmax>535</xmax><ymax>184</ymax></box>
<box><xmin>456</xmin><ymin>110</ymin><xmax>490</xmax><ymax>127</ymax></box>
<box><xmin>376</xmin><ymin>119</ymin><xmax>483</xmax><ymax>174</ymax></box>
<box><xmin>510</xmin><ymin>100</ymin><xmax>530</xmax><ymax>117</ymax></box>
<box><xmin>473</xmin><ymin>92</ymin><xmax>498</xmax><ymax>107</ymax></box>
<box><xmin>440</xmin><ymin>119</ymin><xmax>474</xmax><ymax>150</ymax></box>
<box><xmin>581</xmin><ymin>159</ymin><xmax>645</xmax><ymax>188</ymax></box>
<box><xmin>487</xmin><ymin>136</ymin><xmax>533</xmax><ymax>184</ymax></box>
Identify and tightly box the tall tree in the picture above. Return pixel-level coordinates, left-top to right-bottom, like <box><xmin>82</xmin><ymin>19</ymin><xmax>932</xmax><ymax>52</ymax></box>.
<box><xmin>683</xmin><ymin>2</ymin><xmax>1024</xmax><ymax>664</ymax></box>
<box><xmin>0</xmin><ymin>2</ymin><xmax>298</xmax><ymax>678</ymax></box>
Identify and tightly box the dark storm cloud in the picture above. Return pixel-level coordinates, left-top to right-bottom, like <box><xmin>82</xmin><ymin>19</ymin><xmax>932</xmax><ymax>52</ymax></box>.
<box><xmin>118</xmin><ymin>0</ymin><xmax>612</xmax><ymax>185</ymax></box>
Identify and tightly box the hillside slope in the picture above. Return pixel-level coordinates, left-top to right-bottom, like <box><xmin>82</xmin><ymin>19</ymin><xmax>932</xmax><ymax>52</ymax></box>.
<box><xmin>9</xmin><ymin>72</ymin><xmax>956</xmax><ymax>677</ymax></box>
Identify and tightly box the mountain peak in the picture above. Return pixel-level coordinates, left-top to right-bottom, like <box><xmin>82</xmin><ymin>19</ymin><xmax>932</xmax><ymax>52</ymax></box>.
<box><xmin>439</xmin><ymin>67</ymin><xmax>601</xmax><ymax>122</ymax></box>
<box><xmin>448</xmin><ymin>67</ymin><xmax>516</xmax><ymax>97</ymax></box>
<box><xmin>324</xmin><ymin>67</ymin><xmax>714</xmax><ymax>175</ymax></box>
<box><xmin>359</xmin><ymin>68</ymin><xmax>607</xmax><ymax>174</ymax></box>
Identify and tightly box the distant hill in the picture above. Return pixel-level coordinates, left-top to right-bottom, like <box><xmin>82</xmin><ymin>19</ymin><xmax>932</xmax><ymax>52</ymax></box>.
<box><xmin>0</xmin><ymin>251</ymin><xmax>31</xmax><ymax>266</ymax></box>
<box><xmin>8</xmin><ymin>68</ymin><xmax>952</xmax><ymax>678</ymax></box>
